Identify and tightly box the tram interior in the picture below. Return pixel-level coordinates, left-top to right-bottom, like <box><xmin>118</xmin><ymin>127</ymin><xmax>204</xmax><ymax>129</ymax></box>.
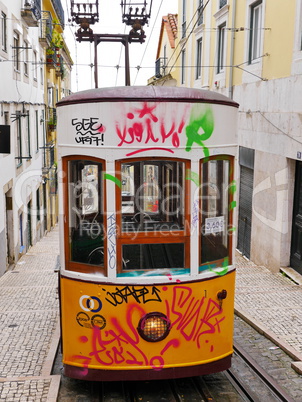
<box><xmin>65</xmin><ymin>158</ymin><xmax>230</xmax><ymax>272</ymax></box>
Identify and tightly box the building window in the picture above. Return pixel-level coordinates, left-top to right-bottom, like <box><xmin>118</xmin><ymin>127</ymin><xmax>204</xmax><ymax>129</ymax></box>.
<box><xmin>249</xmin><ymin>1</ymin><xmax>262</xmax><ymax>63</ymax></box>
<box><xmin>198</xmin><ymin>0</ymin><xmax>204</xmax><ymax>25</ymax></box>
<box><xmin>181</xmin><ymin>49</ymin><xmax>186</xmax><ymax>84</ymax></box>
<box><xmin>217</xmin><ymin>23</ymin><xmax>226</xmax><ymax>73</ymax></box>
<box><xmin>33</xmin><ymin>51</ymin><xmax>37</xmax><ymax>80</ymax></box>
<box><xmin>219</xmin><ymin>0</ymin><xmax>227</xmax><ymax>8</ymax></box>
<box><xmin>35</xmin><ymin>110</ymin><xmax>39</xmax><ymax>152</ymax></box>
<box><xmin>47</xmin><ymin>87</ymin><xmax>53</xmax><ymax>107</ymax></box>
<box><xmin>182</xmin><ymin>0</ymin><xmax>186</xmax><ymax>38</ymax></box>
<box><xmin>40</xmin><ymin>58</ymin><xmax>43</xmax><ymax>84</ymax></box>
<box><xmin>24</xmin><ymin>41</ymin><xmax>28</xmax><ymax>76</ymax></box>
<box><xmin>196</xmin><ymin>38</ymin><xmax>203</xmax><ymax>79</ymax></box>
<box><xmin>4</xmin><ymin>111</ymin><xmax>9</xmax><ymax>125</ymax></box>
<box><xmin>26</xmin><ymin>112</ymin><xmax>31</xmax><ymax>159</ymax></box>
<box><xmin>1</xmin><ymin>12</ymin><xmax>7</xmax><ymax>52</ymax></box>
<box><xmin>16</xmin><ymin>111</ymin><xmax>22</xmax><ymax>164</ymax></box>
<box><xmin>13</xmin><ymin>31</ymin><xmax>20</xmax><ymax>71</ymax></box>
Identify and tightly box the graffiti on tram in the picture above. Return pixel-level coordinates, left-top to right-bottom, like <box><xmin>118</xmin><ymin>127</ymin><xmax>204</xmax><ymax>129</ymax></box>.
<box><xmin>72</xmin><ymin>284</ymin><xmax>226</xmax><ymax>375</ymax></box>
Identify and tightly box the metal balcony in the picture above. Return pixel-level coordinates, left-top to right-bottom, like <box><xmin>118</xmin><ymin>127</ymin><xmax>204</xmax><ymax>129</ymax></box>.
<box><xmin>47</xmin><ymin>108</ymin><xmax>57</xmax><ymax>130</ymax></box>
<box><xmin>21</xmin><ymin>0</ymin><xmax>41</xmax><ymax>27</ymax></box>
<box><xmin>39</xmin><ymin>11</ymin><xmax>52</xmax><ymax>48</ymax></box>
<box><xmin>51</xmin><ymin>0</ymin><xmax>65</xmax><ymax>28</ymax></box>
<box><xmin>155</xmin><ymin>57</ymin><xmax>167</xmax><ymax>78</ymax></box>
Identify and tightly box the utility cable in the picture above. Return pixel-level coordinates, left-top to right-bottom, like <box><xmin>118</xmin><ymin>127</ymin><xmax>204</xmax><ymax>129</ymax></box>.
<box><xmin>132</xmin><ymin>0</ymin><xmax>164</xmax><ymax>85</ymax></box>
<box><xmin>162</xmin><ymin>0</ymin><xmax>211</xmax><ymax>86</ymax></box>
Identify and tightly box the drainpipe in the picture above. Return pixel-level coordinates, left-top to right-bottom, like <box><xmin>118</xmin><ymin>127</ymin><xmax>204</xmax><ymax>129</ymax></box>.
<box><xmin>229</xmin><ymin>0</ymin><xmax>237</xmax><ymax>99</ymax></box>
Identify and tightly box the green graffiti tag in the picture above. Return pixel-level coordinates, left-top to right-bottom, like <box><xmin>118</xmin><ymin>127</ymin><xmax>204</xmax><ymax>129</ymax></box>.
<box><xmin>229</xmin><ymin>200</ymin><xmax>237</xmax><ymax>211</ymax></box>
<box><xmin>199</xmin><ymin>257</ymin><xmax>229</xmax><ymax>276</ymax></box>
<box><xmin>229</xmin><ymin>180</ymin><xmax>237</xmax><ymax>195</ymax></box>
<box><xmin>185</xmin><ymin>105</ymin><xmax>214</xmax><ymax>157</ymax></box>
<box><xmin>186</xmin><ymin>170</ymin><xmax>200</xmax><ymax>186</ymax></box>
<box><xmin>104</xmin><ymin>173</ymin><xmax>121</xmax><ymax>188</ymax></box>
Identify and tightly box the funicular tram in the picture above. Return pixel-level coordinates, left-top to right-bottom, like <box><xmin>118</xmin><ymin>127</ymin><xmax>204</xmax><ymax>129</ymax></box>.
<box><xmin>56</xmin><ymin>86</ymin><xmax>239</xmax><ymax>381</ymax></box>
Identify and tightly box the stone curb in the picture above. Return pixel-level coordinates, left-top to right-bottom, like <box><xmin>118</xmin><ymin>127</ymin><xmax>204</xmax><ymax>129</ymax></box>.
<box><xmin>47</xmin><ymin>375</ymin><xmax>61</xmax><ymax>402</ymax></box>
<box><xmin>235</xmin><ymin>305</ymin><xmax>302</xmax><ymax>366</ymax></box>
<box><xmin>42</xmin><ymin>321</ymin><xmax>61</xmax><ymax>376</ymax></box>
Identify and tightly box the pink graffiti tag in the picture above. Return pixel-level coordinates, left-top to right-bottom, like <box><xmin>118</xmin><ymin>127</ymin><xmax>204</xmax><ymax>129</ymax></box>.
<box><xmin>167</xmin><ymin>286</ymin><xmax>225</xmax><ymax>348</ymax></box>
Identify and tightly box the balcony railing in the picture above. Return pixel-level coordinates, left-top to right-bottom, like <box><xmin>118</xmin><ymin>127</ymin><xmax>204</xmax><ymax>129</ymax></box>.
<box><xmin>21</xmin><ymin>0</ymin><xmax>41</xmax><ymax>26</ymax></box>
<box><xmin>47</xmin><ymin>108</ymin><xmax>57</xmax><ymax>130</ymax></box>
<box><xmin>155</xmin><ymin>57</ymin><xmax>167</xmax><ymax>78</ymax></box>
<box><xmin>39</xmin><ymin>11</ymin><xmax>52</xmax><ymax>48</ymax></box>
<box><xmin>51</xmin><ymin>0</ymin><xmax>65</xmax><ymax>28</ymax></box>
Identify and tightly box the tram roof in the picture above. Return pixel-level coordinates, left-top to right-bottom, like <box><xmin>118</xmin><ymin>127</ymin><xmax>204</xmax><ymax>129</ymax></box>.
<box><xmin>57</xmin><ymin>86</ymin><xmax>239</xmax><ymax>108</ymax></box>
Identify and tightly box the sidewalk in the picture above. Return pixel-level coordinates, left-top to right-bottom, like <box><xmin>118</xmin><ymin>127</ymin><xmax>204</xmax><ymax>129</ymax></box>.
<box><xmin>0</xmin><ymin>226</ymin><xmax>301</xmax><ymax>401</ymax></box>
<box><xmin>235</xmin><ymin>253</ymin><xmax>302</xmax><ymax>374</ymax></box>
<box><xmin>0</xmin><ymin>226</ymin><xmax>61</xmax><ymax>401</ymax></box>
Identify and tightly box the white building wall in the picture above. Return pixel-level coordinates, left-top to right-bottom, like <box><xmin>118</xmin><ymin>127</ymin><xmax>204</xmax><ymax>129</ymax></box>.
<box><xmin>234</xmin><ymin>73</ymin><xmax>302</xmax><ymax>271</ymax></box>
<box><xmin>0</xmin><ymin>0</ymin><xmax>46</xmax><ymax>276</ymax></box>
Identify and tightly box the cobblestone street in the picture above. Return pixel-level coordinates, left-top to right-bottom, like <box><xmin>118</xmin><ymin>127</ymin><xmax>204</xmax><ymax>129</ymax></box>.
<box><xmin>0</xmin><ymin>227</ymin><xmax>302</xmax><ymax>400</ymax></box>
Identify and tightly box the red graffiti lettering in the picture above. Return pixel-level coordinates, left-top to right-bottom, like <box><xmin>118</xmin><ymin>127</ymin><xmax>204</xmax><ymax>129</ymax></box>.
<box><xmin>116</xmin><ymin>102</ymin><xmax>187</xmax><ymax>150</ymax></box>
<box><xmin>135</xmin><ymin>102</ymin><xmax>158</xmax><ymax>122</ymax></box>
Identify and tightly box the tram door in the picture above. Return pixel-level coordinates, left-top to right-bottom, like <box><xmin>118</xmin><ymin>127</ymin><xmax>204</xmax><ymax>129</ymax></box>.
<box><xmin>290</xmin><ymin>161</ymin><xmax>302</xmax><ymax>274</ymax></box>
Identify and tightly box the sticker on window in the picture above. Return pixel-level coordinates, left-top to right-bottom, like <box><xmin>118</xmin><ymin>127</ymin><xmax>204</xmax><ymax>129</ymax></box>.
<box><xmin>205</xmin><ymin>216</ymin><xmax>224</xmax><ymax>234</ymax></box>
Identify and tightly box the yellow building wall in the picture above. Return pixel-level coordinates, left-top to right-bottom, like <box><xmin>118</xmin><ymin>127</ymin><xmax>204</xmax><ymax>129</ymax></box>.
<box><xmin>262</xmin><ymin>0</ymin><xmax>295</xmax><ymax>79</ymax></box>
<box><xmin>176</xmin><ymin>0</ymin><xmax>297</xmax><ymax>89</ymax></box>
<box><xmin>231</xmin><ymin>0</ymin><xmax>296</xmax><ymax>86</ymax></box>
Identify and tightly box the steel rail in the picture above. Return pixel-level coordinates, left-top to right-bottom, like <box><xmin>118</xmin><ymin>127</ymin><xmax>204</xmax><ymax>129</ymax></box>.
<box><xmin>229</xmin><ymin>341</ymin><xmax>296</xmax><ymax>402</ymax></box>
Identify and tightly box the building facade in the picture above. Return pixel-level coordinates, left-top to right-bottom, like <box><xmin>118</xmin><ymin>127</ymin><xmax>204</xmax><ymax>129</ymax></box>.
<box><xmin>153</xmin><ymin>0</ymin><xmax>302</xmax><ymax>275</ymax></box>
<box><xmin>0</xmin><ymin>0</ymin><xmax>72</xmax><ymax>276</ymax></box>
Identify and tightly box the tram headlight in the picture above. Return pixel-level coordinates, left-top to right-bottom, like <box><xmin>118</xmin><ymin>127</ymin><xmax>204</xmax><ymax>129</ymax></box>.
<box><xmin>137</xmin><ymin>312</ymin><xmax>171</xmax><ymax>342</ymax></box>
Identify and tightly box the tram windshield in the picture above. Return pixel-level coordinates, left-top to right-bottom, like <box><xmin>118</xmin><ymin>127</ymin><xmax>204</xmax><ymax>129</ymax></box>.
<box><xmin>117</xmin><ymin>159</ymin><xmax>189</xmax><ymax>272</ymax></box>
<box><xmin>121</xmin><ymin>160</ymin><xmax>184</xmax><ymax>232</ymax></box>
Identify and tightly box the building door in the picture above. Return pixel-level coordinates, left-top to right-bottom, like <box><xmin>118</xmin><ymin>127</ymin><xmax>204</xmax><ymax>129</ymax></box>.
<box><xmin>27</xmin><ymin>201</ymin><xmax>32</xmax><ymax>249</ymax></box>
<box><xmin>43</xmin><ymin>182</ymin><xmax>47</xmax><ymax>232</ymax></box>
<box><xmin>290</xmin><ymin>161</ymin><xmax>302</xmax><ymax>274</ymax></box>
<box><xmin>237</xmin><ymin>147</ymin><xmax>255</xmax><ymax>259</ymax></box>
<box><xmin>5</xmin><ymin>192</ymin><xmax>13</xmax><ymax>266</ymax></box>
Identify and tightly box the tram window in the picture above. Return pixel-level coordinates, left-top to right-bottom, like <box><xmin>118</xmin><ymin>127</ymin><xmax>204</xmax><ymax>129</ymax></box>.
<box><xmin>200</xmin><ymin>158</ymin><xmax>231</xmax><ymax>266</ymax></box>
<box><xmin>122</xmin><ymin>243</ymin><xmax>185</xmax><ymax>270</ymax></box>
<box><xmin>67</xmin><ymin>159</ymin><xmax>104</xmax><ymax>267</ymax></box>
<box><xmin>120</xmin><ymin>160</ymin><xmax>185</xmax><ymax>232</ymax></box>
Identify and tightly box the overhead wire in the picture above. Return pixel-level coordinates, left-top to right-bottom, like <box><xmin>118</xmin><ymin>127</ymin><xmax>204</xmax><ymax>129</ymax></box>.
<box><xmin>64</xmin><ymin>0</ymin><xmax>79</xmax><ymax>90</ymax></box>
<box><xmin>132</xmin><ymin>0</ymin><xmax>164</xmax><ymax>86</ymax></box>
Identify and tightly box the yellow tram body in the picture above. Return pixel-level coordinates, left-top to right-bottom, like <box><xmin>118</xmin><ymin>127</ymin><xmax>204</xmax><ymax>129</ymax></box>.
<box><xmin>57</xmin><ymin>86</ymin><xmax>239</xmax><ymax>381</ymax></box>
<box><xmin>60</xmin><ymin>271</ymin><xmax>235</xmax><ymax>379</ymax></box>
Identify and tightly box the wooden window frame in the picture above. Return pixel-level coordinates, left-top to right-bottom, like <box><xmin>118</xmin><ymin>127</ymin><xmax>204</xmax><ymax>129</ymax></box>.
<box><xmin>62</xmin><ymin>155</ymin><xmax>107</xmax><ymax>275</ymax></box>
